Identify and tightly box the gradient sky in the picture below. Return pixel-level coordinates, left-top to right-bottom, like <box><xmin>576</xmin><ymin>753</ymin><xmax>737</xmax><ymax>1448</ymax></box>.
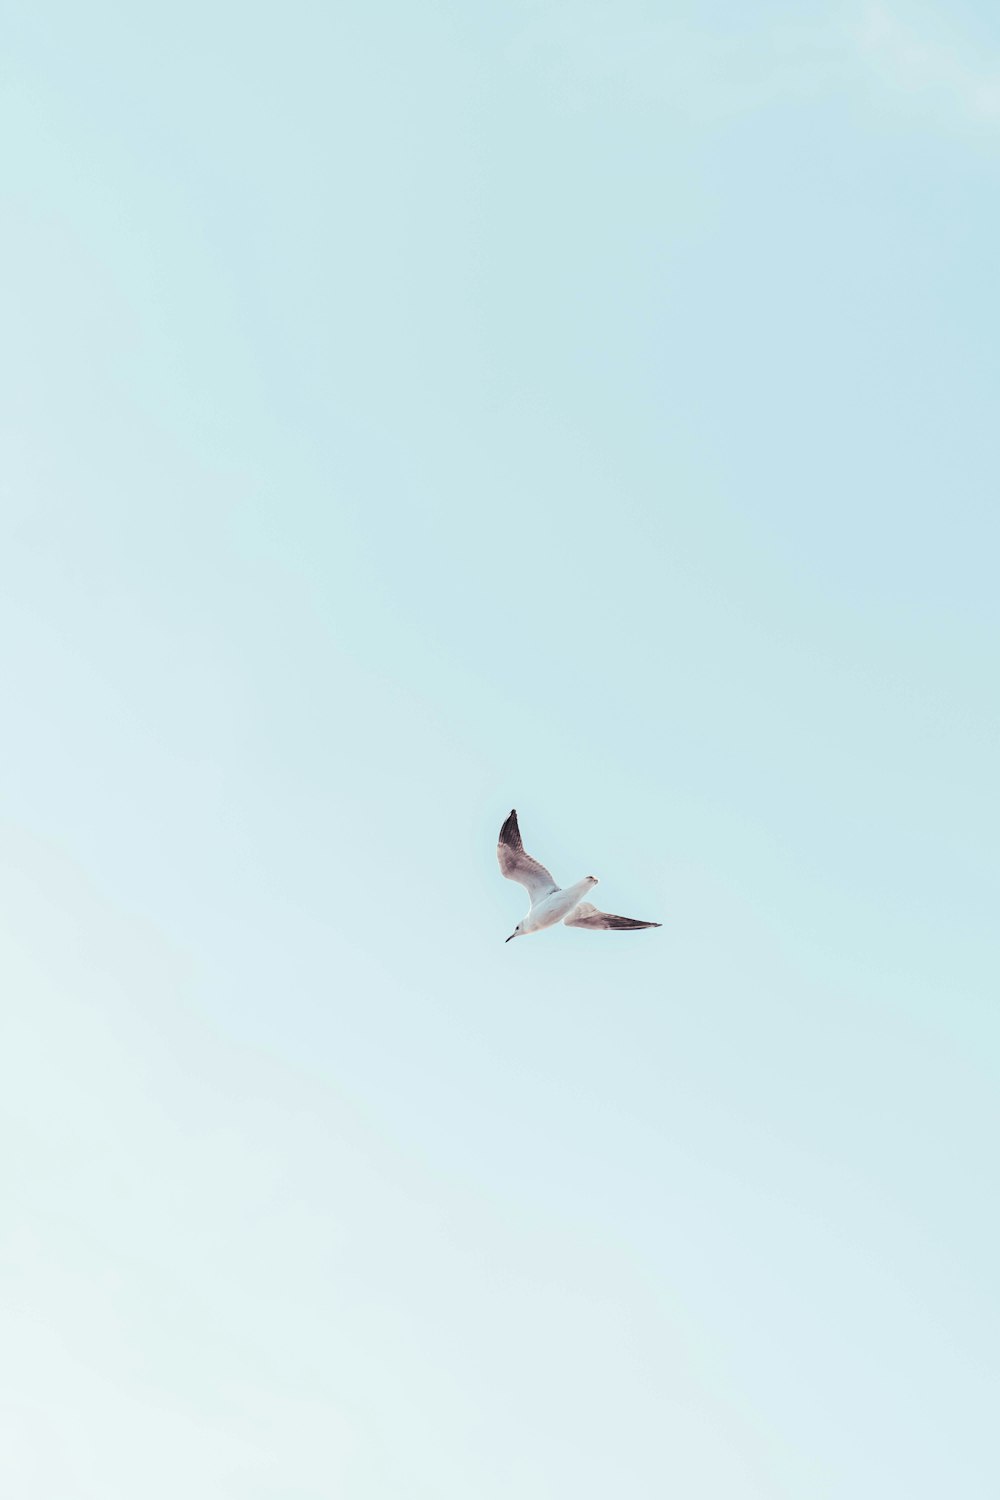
<box><xmin>2</xmin><ymin>3</ymin><xmax>998</xmax><ymax>1497</ymax></box>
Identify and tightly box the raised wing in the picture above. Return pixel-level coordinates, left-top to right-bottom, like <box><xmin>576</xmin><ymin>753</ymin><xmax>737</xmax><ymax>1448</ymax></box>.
<box><xmin>497</xmin><ymin>809</ymin><xmax>559</xmax><ymax>902</ymax></box>
<box><xmin>564</xmin><ymin>901</ymin><xmax>661</xmax><ymax>931</ymax></box>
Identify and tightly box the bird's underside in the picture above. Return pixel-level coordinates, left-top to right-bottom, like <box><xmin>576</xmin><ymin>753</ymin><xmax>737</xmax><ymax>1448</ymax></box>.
<box><xmin>497</xmin><ymin>809</ymin><xmax>661</xmax><ymax>936</ymax></box>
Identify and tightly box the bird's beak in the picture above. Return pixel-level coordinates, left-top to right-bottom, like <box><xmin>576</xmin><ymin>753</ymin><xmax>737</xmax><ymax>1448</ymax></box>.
<box><xmin>505</xmin><ymin>933</ymin><xmax>515</xmax><ymax>942</ymax></box>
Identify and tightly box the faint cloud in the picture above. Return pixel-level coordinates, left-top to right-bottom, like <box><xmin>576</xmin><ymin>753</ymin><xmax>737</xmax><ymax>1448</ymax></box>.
<box><xmin>853</xmin><ymin>4</ymin><xmax>1000</xmax><ymax>123</ymax></box>
<box><xmin>506</xmin><ymin>2</ymin><xmax>1000</xmax><ymax>134</ymax></box>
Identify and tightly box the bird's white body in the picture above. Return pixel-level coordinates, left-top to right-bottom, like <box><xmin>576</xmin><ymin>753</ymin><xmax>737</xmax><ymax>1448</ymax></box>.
<box><xmin>518</xmin><ymin>876</ymin><xmax>598</xmax><ymax>934</ymax></box>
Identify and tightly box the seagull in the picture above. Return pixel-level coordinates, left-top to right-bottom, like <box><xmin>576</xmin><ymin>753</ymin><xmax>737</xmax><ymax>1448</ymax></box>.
<box><xmin>497</xmin><ymin>809</ymin><xmax>662</xmax><ymax>942</ymax></box>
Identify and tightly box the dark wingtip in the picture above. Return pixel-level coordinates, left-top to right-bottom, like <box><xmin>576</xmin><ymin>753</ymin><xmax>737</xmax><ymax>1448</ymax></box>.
<box><xmin>499</xmin><ymin>808</ymin><xmax>523</xmax><ymax>850</ymax></box>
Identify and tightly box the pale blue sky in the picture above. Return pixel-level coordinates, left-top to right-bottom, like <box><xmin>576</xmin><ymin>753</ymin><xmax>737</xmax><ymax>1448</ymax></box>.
<box><xmin>2</xmin><ymin>2</ymin><xmax>998</xmax><ymax>1496</ymax></box>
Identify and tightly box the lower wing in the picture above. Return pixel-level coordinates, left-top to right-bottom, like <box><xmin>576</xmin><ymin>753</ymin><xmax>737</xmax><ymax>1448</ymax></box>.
<box><xmin>564</xmin><ymin>901</ymin><xmax>661</xmax><ymax>931</ymax></box>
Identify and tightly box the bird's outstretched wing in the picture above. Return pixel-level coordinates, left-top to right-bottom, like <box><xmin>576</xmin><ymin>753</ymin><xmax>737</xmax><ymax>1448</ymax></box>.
<box><xmin>497</xmin><ymin>809</ymin><xmax>559</xmax><ymax>902</ymax></box>
<box><xmin>564</xmin><ymin>902</ymin><xmax>661</xmax><ymax>931</ymax></box>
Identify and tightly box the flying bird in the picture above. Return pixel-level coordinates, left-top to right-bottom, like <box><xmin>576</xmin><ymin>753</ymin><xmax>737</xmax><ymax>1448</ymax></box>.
<box><xmin>497</xmin><ymin>809</ymin><xmax>662</xmax><ymax>942</ymax></box>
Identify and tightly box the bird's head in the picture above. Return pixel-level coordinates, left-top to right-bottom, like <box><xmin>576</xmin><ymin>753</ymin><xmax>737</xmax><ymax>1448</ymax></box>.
<box><xmin>505</xmin><ymin>923</ymin><xmax>524</xmax><ymax>942</ymax></box>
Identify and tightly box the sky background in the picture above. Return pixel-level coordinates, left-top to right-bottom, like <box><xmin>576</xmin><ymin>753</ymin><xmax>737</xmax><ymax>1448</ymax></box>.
<box><xmin>1</xmin><ymin>2</ymin><xmax>998</xmax><ymax>1496</ymax></box>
